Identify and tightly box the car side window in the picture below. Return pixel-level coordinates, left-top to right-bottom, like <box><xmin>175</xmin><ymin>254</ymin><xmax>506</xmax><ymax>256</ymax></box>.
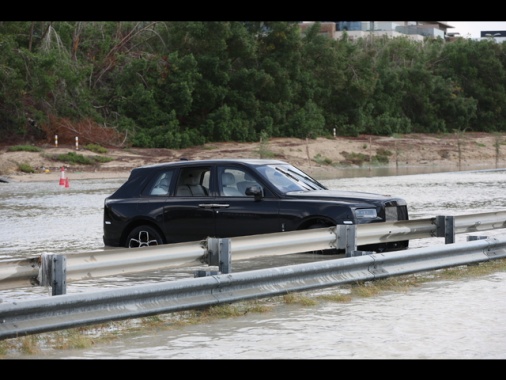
<box><xmin>176</xmin><ymin>167</ymin><xmax>210</xmax><ymax>197</ymax></box>
<box><xmin>219</xmin><ymin>168</ymin><xmax>263</xmax><ymax>197</ymax></box>
<box><xmin>149</xmin><ymin>171</ymin><xmax>174</xmax><ymax>195</ymax></box>
<box><xmin>236</xmin><ymin>171</ymin><xmax>262</xmax><ymax>196</ymax></box>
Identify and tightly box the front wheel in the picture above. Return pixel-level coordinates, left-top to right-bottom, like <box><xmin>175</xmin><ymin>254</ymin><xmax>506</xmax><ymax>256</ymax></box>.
<box><xmin>304</xmin><ymin>223</ymin><xmax>341</xmax><ymax>255</ymax></box>
<box><xmin>125</xmin><ymin>226</ymin><xmax>163</xmax><ymax>248</ymax></box>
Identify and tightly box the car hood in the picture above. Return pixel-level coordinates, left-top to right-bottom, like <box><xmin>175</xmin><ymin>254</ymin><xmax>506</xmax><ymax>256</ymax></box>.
<box><xmin>286</xmin><ymin>189</ymin><xmax>405</xmax><ymax>203</ymax></box>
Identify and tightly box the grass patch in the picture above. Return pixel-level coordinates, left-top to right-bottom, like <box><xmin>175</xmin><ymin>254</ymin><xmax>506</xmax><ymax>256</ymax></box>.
<box><xmin>317</xmin><ymin>292</ymin><xmax>353</xmax><ymax>303</ymax></box>
<box><xmin>19</xmin><ymin>336</ymin><xmax>40</xmax><ymax>355</ymax></box>
<box><xmin>50</xmin><ymin>151</ymin><xmax>113</xmax><ymax>165</ymax></box>
<box><xmin>341</xmin><ymin>149</ymin><xmax>392</xmax><ymax>166</ymax></box>
<box><xmin>372</xmin><ymin>148</ymin><xmax>392</xmax><ymax>164</ymax></box>
<box><xmin>340</xmin><ymin>151</ymin><xmax>369</xmax><ymax>166</ymax></box>
<box><xmin>203</xmin><ymin>304</ymin><xmax>245</xmax><ymax>318</ymax></box>
<box><xmin>17</xmin><ymin>163</ymin><xmax>35</xmax><ymax>173</ymax></box>
<box><xmin>84</xmin><ymin>144</ymin><xmax>108</xmax><ymax>154</ymax></box>
<box><xmin>257</xmin><ymin>142</ymin><xmax>276</xmax><ymax>158</ymax></box>
<box><xmin>50</xmin><ymin>329</ymin><xmax>96</xmax><ymax>350</ymax></box>
<box><xmin>93</xmin><ymin>155</ymin><xmax>114</xmax><ymax>163</ymax></box>
<box><xmin>283</xmin><ymin>292</ymin><xmax>318</xmax><ymax>306</ymax></box>
<box><xmin>257</xmin><ymin>132</ymin><xmax>277</xmax><ymax>158</ymax></box>
<box><xmin>313</xmin><ymin>153</ymin><xmax>333</xmax><ymax>165</ymax></box>
<box><xmin>7</xmin><ymin>145</ymin><xmax>43</xmax><ymax>152</ymax></box>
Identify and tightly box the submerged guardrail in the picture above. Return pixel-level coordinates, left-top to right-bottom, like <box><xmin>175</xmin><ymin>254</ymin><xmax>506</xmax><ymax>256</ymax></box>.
<box><xmin>1</xmin><ymin>234</ymin><xmax>505</xmax><ymax>340</ymax></box>
<box><xmin>1</xmin><ymin>211</ymin><xmax>506</xmax><ymax>295</ymax></box>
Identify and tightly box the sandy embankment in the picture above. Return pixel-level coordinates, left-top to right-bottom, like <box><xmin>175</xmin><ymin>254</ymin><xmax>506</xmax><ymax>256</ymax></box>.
<box><xmin>0</xmin><ymin>133</ymin><xmax>504</xmax><ymax>183</ymax></box>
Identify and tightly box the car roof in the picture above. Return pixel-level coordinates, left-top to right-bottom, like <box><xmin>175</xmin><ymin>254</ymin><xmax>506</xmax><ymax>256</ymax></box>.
<box><xmin>135</xmin><ymin>158</ymin><xmax>290</xmax><ymax>171</ymax></box>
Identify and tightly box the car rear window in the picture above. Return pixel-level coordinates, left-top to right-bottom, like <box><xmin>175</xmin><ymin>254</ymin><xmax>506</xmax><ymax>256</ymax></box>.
<box><xmin>146</xmin><ymin>171</ymin><xmax>174</xmax><ymax>196</ymax></box>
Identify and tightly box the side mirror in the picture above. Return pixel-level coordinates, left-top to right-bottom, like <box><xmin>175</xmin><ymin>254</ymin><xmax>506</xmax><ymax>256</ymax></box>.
<box><xmin>245</xmin><ymin>185</ymin><xmax>263</xmax><ymax>201</ymax></box>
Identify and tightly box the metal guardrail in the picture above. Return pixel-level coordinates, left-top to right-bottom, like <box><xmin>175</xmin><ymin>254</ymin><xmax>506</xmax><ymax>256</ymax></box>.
<box><xmin>1</xmin><ymin>235</ymin><xmax>506</xmax><ymax>340</ymax></box>
<box><xmin>1</xmin><ymin>211</ymin><xmax>506</xmax><ymax>293</ymax></box>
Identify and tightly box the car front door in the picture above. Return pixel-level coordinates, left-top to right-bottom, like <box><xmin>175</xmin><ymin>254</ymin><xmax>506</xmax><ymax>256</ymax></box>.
<box><xmin>213</xmin><ymin>166</ymin><xmax>282</xmax><ymax>238</ymax></box>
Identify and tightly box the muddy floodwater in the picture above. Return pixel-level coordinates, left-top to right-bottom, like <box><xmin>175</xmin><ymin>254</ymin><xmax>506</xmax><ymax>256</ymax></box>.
<box><xmin>1</xmin><ymin>164</ymin><xmax>506</xmax><ymax>359</ymax></box>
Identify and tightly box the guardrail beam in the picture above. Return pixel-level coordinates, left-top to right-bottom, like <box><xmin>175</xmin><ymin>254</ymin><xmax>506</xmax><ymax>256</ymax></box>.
<box><xmin>2</xmin><ymin>235</ymin><xmax>506</xmax><ymax>340</ymax></box>
<box><xmin>1</xmin><ymin>211</ymin><xmax>506</xmax><ymax>292</ymax></box>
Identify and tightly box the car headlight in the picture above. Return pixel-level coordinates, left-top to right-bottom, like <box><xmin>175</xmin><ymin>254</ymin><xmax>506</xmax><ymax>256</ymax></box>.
<box><xmin>355</xmin><ymin>208</ymin><xmax>377</xmax><ymax>219</ymax></box>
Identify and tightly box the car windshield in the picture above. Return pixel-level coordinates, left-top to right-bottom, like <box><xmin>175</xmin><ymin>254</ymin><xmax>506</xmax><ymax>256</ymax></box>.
<box><xmin>257</xmin><ymin>164</ymin><xmax>327</xmax><ymax>192</ymax></box>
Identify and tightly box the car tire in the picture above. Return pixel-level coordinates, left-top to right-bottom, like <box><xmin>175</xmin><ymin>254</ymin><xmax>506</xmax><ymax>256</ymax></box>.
<box><xmin>126</xmin><ymin>226</ymin><xmax>163</xmax><ymax>248</ymax></box>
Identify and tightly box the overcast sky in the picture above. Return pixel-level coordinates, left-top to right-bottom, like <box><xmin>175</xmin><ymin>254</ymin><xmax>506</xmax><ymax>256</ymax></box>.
<box><xmin>447</xmin><ymin>21</ymin><xmax>506</xmax><ymax>38</ymax></box>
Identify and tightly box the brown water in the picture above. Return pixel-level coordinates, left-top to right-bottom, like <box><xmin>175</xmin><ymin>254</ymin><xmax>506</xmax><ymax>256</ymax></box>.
<box><xmin>1</xmin><ymin>164</ymin><xmax>506</xmax><ymax>358</ymax></box>
<box><xmin>42</xmin><ymin>272</ymin><xmax>506</xmax><ymax>360</ymax></box>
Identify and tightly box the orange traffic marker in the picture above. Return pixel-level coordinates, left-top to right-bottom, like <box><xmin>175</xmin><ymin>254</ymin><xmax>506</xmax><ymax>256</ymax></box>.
<box><xmin>59</xmin><ymin>166</ymin><xmax>65</xmax><ymax>186</ymax></box>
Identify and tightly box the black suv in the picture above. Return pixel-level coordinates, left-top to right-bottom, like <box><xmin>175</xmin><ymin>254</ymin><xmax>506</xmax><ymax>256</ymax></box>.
<box><xmin>103</xmin><ymin>159</ymin><xmax>409</xmax><ymax>253</ymax></box>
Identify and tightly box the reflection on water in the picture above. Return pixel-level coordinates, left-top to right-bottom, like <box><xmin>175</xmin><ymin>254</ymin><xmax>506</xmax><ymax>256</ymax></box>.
<box><xmin>313</xmin><ymin>162</ymin><xmax>501</xmax><ymax>179</ymax></box>
<box><xmin>1</xmin><ymin>165</ymin><xmax>506</xmax><ymax>359</ymax></box>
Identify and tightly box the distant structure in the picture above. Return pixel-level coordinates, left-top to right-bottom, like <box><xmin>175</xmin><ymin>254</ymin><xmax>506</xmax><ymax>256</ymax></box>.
<box><xmin>299</xmin><ymin>21</ymin><xmax>453</xmax><ymax>42</ymax></box>
<box><xmin>481</xmin><ymin>31</ymin><xmax>506</xmax><ymax>42</ymax></box>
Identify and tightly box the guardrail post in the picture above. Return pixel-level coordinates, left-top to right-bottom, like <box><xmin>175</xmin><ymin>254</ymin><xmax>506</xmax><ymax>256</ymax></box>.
<box><xmin>206</xmin><ymin>237</ymin><xmax>220</xmax><ymax>267</ymax></box>
<box><xmin>51</xmin><ymin>255</ymin><xmax>67</xmax><ymax>296</ymax></box>
<box><xmin>38</xmin><ymin>253</ymin><xmax>67</xmax><ymax>295</ymax></box>
<box><xmin>436</xmin><ymin>215</ymin><xmax>455</xmax><ymax>244</ymax></box>
<box><xmin>333</xmin><ymin>225</ymin><xmax>358</xmax><ymax>257</ymax></box>
<box><xmin>198</xmin><ymin>238</ymin><xmax>231</xmax><ymax>277</ymax></box>
<box><xmin>219</xmin><ymin>239</ymin><xmax>231</xmax><ymax>274</ymax></box>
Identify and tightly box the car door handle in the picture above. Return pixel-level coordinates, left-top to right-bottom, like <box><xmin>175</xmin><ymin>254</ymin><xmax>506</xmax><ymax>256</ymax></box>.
<box><xmin>198</xmin><ymin>203</ymin><xmax>230</xmax><ymax>208</ymax></box>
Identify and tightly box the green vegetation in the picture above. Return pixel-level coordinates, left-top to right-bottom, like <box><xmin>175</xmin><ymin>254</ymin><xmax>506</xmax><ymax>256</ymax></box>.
<box><xmin>372</xmin><ymin>148</ymin><xmax>393</xmax><ymax>164</ymax></box>
<box><xmin>338</xmin><ymin>148</ymin><xmax>393</xmax><ymax>166</ymax></box>
<box><xmin>51</xmin><ymin>151</ymin><xmax>113</xmax><ymax>165</ymax></box>
<box><xmin>92</xmin><ymin>155</ymin><xmax>114</xmax><ymax>163</ymax></box>
<box><xmin>84</xmin><ymin>144</ymin><xmax>108</xmax><ymax>154</ymax></box>
<box><xmin>17</xmin><ymin>163</ymin><xmax>35</xmax><ymax>173</ymax></box>
<box><xmin>283</xmin><ymin>293</ymin><xmax>318</xmax><ymax>306</ymax></box>
<box><xmin>313</xmin><ymin>153</ymin><xmax>333</xmax><ymax>165</ymax></box>
<box><xmin>257</xmin><ymin>133</ymin><xmax>276</xmax><ymax>158</ymax></box>
<box><xmin>1</xmin><ymin>22</ymin><xmax>506</xmax><ymax>150</ymax></box>
<box><xmin>340</xmin><ymin>151</ymin><xmax>370</xmax><ymax>166</ymax></box>
<box><xmin>7</xmin><ymin>145</ymin><xmax>43</xmax><ymax>152</ymax></box>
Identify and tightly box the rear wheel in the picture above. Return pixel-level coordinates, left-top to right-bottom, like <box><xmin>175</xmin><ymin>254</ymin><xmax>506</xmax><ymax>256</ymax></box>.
<box><xmin>125</xmin><ymin>226</ymin><xmax>163</xmax><ymax>248</ymax></box>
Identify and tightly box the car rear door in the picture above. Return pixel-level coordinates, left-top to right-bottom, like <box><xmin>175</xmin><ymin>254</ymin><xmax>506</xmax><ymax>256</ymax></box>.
<box><xmin>161</xmin><ymin>166</ymin><xmax>216</xmax><ymax>243</ymax></box>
